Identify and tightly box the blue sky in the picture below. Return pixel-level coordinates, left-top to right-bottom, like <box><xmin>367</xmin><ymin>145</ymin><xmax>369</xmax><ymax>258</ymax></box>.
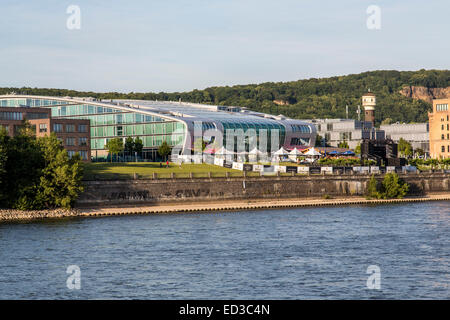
<box><xmin>0</xmin><ymin>0</ymin><xmax>449</xmax><ymax>92</ymax></box>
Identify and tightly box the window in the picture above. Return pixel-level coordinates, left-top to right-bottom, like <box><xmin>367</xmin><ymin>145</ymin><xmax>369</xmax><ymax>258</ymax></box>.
<box><xmin>66</xmin><ymin>137</ymin><xmax>75</xmax><ymax>146</ymax></box>
<box><xmin>26</xmin><ymin>112</ymin><xmax>48</xmax><ymax>120</ymax></box>
<box><xmin>67</xmin><ymin>151</ymin><xmax>77</xmax><ymax>159</ymax></box>
<box><xmin>327</xmin><ymin>123</ymin><xmax>333</xmax><ymax>131</ymax></box>
<box><xmin>39</xmin><ymin>123</ymin><xmax>47</xmax><ymax>133</ymax></box>
<box><xmin>0</xmin><ymin>112</ymin><xmax>23</xmax><ymax>120</ymax></box>
<box><xmin>78</xmin><ymin>124</ymin><xmax>88</xmax><ymax>132</ymax></box>
<box><xmin>78</xmin><ymin>151</ymin><xmax>88</xmax><ymax>160</ymax></box>
<box><xmin>53</xmin><ymin>123</ymin><xmax>63</xmax><ymax>132</ymax></box>
<box><xmin>79</xmin><ymin>137</ymin><xmax>87</xmax><ymax>146</ymax></box>
<box><xmin>442</xmin><ymin>146</ymin><xmax>445</xmax><ymax>152</ymax></box>
<box><xmin>66</xmin><ymin>124</ymin><xmax>75</xmax><ymax>133</ymax></box>
<box><xmin>436</xmin><ymin>103</ymin><xmax>448</xmax><ymax>112</ymax></box>
<box><xmin>442</xmin><ymin>134</ymin><xmax>445</xmax><ymax>140</ymax></box>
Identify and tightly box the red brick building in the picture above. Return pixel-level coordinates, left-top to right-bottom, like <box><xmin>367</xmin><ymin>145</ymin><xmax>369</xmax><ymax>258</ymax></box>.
<box><xmin>0</xmin><ymin>107</ymin><xmax>91</xmax><ymax>161</ymax></box>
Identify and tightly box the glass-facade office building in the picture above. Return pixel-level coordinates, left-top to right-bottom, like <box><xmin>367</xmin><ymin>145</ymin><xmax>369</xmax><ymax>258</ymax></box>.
<box><xmin>0</xmin><ymin>95</ymin><xmax>316</xmax><ymax>160</ymax></box>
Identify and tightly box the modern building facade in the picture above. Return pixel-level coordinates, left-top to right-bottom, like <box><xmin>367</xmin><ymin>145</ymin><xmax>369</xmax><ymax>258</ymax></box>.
<box><xmin>0</xmin><ymin>95</ymin><xmax>316</xmax><ymax>160</ymax></box>
<box><xmin>380</xmin><ymin>123</ymin><xmax>429</xmax><ymax>154</ymax></box>
<box><xmin>306</xmin><ymin>118</ymin><xmax>385</xmax><ymax>150</ymax></box>
<box><xmin>0</xmin><ymin>105</ymin><xmax>91</xmax><ymax>161</ymax></box>
<box><xmin>428</xmin><ymin>98</ymin><xmax>450</xmax><ymax>159</ymax></box>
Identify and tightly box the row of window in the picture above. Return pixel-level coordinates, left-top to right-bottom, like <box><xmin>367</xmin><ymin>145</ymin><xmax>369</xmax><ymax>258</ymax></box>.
<box><xmin>60</xmin><ymin>137</ymin><xmax>88</xmax><ymax>147</ymax></box>
<box><xmin>61</xmin><ymin>112</ymin><xmax>167</xmax><ymax>126</ymax></box>
<box><xmin>91</xmin><ymin>134</ymin><xmax>184</xmax><ymax>150</ymax></box>
<box><xmin>53</xmin><ymin>123</ymin><xmax>88</xmax><ymax>133</ymax></box>
<box><xmin>52</xmin><ymin>104</ymin><xmax>125</xmax><ymax>117</ymax></box>
<box><xmin>0</xmin><ymin>98</ymin><xmax>72</xmax><ymax>108</ymax></box>
<box><xmin>290</xmin><ymin>137</ymin><xmax>310</xmax><ymax>146</ymax></box>
<box><xmin>67</xmin><ymin>150</ymin><xmax>89</xmax><ymax>160</ymax></box>
<box><xmin>290</xmin><ymin>124</ymin><xmax>311</xmax><ymax>133</ymax></box>
<box><xmin>436</xmin><ymin>104</ymin><xmax>448</xmax><ymax>112</ymax></box>
<box><xmin>193</xmin><ymin>122</ymin><xmax>216</xmax><ymax>131</ymax></box>
<box><xmin>90</xmin><ymin>123</ymin><xmax>183</xmax><ymax>138</ymax></box>
<box><xmin>26</xmin><ymin>112</ymin><xmax>49</xmax><ymax>120</ymax></box>
<box><xmin>441</xmin><ymin>146</ymin><xmax>450</xmax><ymax>153</ymax></box>
<box><xmin>0</xmin><ymin>111</ymin><xmax>23</xmax><ymax>121</ymax></box>
<box><xmin>339</xmin><ymin>132</ymin><xmax>352</xmax><ymax>140</ymax></box>
<box><xmin>441</xmin><ymin>124</ymin><xmax>450</xmax><ymax>131</ymax></box>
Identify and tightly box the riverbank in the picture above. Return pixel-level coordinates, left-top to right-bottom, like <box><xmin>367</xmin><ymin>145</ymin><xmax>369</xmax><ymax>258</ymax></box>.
<box><xmin>1</xmin><ymin>193</ymin><xmax>450</xmax><ymax>223</ymax></box>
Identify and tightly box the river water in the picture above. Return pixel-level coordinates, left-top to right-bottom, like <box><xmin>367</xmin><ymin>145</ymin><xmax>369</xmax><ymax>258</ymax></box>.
<box><xmin>0</xmin><ymin>202</ymin><xmax>449</xmax><ymax>299</ymax></box>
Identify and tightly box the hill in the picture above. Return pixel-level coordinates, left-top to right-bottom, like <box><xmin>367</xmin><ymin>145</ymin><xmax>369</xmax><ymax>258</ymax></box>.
<box><xmin>1</xmin><ymin>69</ymin><xmax>449</xmax><ymax>126</ymax></box>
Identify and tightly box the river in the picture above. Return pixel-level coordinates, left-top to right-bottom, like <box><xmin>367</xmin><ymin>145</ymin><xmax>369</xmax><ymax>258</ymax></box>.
<box><xmin>0</xmin><ymin>202</ymin><xmax>449</xmax><ymax>299</ymax></box>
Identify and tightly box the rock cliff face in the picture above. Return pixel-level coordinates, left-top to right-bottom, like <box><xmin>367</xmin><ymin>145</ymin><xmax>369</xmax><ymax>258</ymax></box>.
<box><xmin>400</xmin><ymin>86</ymin><xmax>450</xmax><ymax>103</ymax></box>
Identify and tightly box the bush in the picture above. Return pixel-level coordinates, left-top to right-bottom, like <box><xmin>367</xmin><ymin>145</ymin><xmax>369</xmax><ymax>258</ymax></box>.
<box><xmin>366</xmin><ymin>173</ymin><xmax>409</xmax><ymax>199</ymax></box>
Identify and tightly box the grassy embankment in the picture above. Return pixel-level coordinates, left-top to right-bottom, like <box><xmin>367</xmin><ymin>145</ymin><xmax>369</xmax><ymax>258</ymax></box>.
<box><xmin>82</xmin><ymin>162</ymin><xmax>269</xmax><ymax>180</ymax></box>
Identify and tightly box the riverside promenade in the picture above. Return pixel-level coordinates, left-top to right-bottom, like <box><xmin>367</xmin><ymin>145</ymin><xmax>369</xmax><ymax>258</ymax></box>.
<box><xmin>2</xmin><ymin>193</ymin><xmax>450</xmax><ymax>222</ymax></box>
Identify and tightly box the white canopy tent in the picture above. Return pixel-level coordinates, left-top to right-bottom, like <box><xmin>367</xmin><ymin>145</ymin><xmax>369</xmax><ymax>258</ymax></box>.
<box><xmin>272</xmin><ymin>147</ymin><xmax>289</xmax><ymax>156</ymax></box>
<box><xmin>214</xmin><ymin>146</ymin><xmax>235</xmax><ymax>161</ymax></box>
<box><xmin>303</xmin><ymin>147</ymin><xmax>322</xmax><ymax>156</ymax></box>
<box><xmin>272</xmin><ymin>147</ymin><xmax>290</xmax><ymax>163</ymax></box>
<box><xmin>288</xmin><ymin>147</ymin><xmax>304</xmax><ymax>161</ymax></box>
<box><xmin>248</xmin><ymin>147</ymin><xmax>269</xmax><ymax>162</ymax></box>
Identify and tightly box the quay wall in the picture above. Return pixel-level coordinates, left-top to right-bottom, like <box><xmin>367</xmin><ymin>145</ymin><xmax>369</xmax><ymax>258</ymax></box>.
<box><xmin>76</xmin><ymin>173</ymin><xmax>450</xmax><ymax>207</ymax></box>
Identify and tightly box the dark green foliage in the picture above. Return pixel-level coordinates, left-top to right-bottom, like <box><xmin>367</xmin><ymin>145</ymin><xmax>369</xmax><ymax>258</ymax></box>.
<box><xmin>35</xmin><ymin>134</ymin><xmax>84</xmax><ymax>209</ymax></box>
<box><xmin>105</xmin><ymin>138</ymin><xmax>124</xmax><ymax>162</ymax></box>
<box><xmin>124</xmin><ymin>137</ymin><xmax>135</xmax><ymax>154</ymax></box>
<box><xmin>134</xmin><ymin>137</ymin><xmax>143</xmax><ymax>154</ymax></box>
<box><xmin>0</xmin><ymin>131</ymin><xmax>83</xmax><ymax>210</ymax></box>
<box><xmin>367</xmin><ymin>175</ymin><xmax>381</xmax><ymax>199</ymax></box>
<box><xmin>158</xmin><ymin>141</ymin><xmax>171</xmax><ymax>160</ymax></box>
<box><xmin>338</xmin><ymin>141</ymin><xmax>349</xmax><ymax>149</ymax></box>
<box><xmin>2</xmin><ymin>70</ymin><xmax>449</xmax><ymax>125</ymax></box>
<box><xmin>367</xmin><ymin>173</ymin><xmax>409</xmax><ymax>199</ymax></box>
<box><xmin>398</xmin><ymin>138</ymin><xmax>413</xmax><ymax>157</ymax></box>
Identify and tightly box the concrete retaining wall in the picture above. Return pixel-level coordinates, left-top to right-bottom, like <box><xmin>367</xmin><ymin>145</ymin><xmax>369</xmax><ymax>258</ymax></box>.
<box><xmin>76</xmin><ymin>173</ymin><xmax>450</xmax><ymax>208</ymax></box>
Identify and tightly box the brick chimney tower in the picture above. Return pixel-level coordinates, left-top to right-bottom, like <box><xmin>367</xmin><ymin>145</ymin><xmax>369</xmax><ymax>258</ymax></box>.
<box><xmin>362</xmin><ymin>90</ymin><xmax>376</xmax><ymax>126</ymax></box>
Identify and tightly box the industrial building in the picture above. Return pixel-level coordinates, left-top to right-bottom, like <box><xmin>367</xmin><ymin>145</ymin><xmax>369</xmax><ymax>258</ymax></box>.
<box><xmin>0</xmin><ymin>95</ymin><xmax>316</xmax><ymax>161</ymax></box>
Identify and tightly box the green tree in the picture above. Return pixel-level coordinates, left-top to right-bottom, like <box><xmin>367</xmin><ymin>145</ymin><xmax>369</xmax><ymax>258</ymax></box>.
<box><xmin>124</xmin><ymin>136</ymin><xmax>135</xmax><ymax>155</ymax></box>
<box><xmin>367</xmin><ymin>175</ymin><xmax>381</xmax><ymax>199</ymax></box>
<box><xmin>106</xmin><ymin>138</ymin><xmax>124</xmax><ymax>163</ymax></box>
<box><xmin>380</xmin><ymin>173</ymin><xmax>409</xmax><ymax>199</ymax></box>
<box><xmin>158</xmin><ymin>141</ymin><xmax>171</xmax><ymax>161</ymax></box>
<box><xmin>134</xmin><ymin>137</ymin><xmax>143</xmax><ymax>154</ymax></box>
<box><xmin>315</xmin><ymin>135</ymin><xmax>324</xmax><ymax>147</ymax></box>
<box><xmin>0</xmin><ymin>127</ymin><xmax>44</xmax><ymax>209</ymax></box>
<box><xmin>355</xmin><ymin>143</ymin><xmax>361</xmax><ymax>155</ymax></box>
<box><xmin>414</xmin><ymin>148</ymin><xmax>425</xmax><ymax>157</ymax></box>
<box><xmin>381</xmin><ymin>118</ymin><xmax>393</xmax><ymax>125</ymax></box>
<box><xmin>338</xmin><ymin>141</ymin><xmax>349</xmax><ymax>149</ymax></box>
<box><xmin>35</xmin><ymin>134</ymin><xmax>84</xmax><ymax>209</ymax></box>
<box><xmin>398</xmin><ymin>138</ymin><xmax>413</xmax><ymax>157</ymax></box>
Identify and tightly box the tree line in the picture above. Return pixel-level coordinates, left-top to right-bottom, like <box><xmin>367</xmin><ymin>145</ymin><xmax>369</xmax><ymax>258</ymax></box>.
<box><xmin>1</xmin><ymin>69</ymin><xmax>449</xmax><ymax>125</ymax></box>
